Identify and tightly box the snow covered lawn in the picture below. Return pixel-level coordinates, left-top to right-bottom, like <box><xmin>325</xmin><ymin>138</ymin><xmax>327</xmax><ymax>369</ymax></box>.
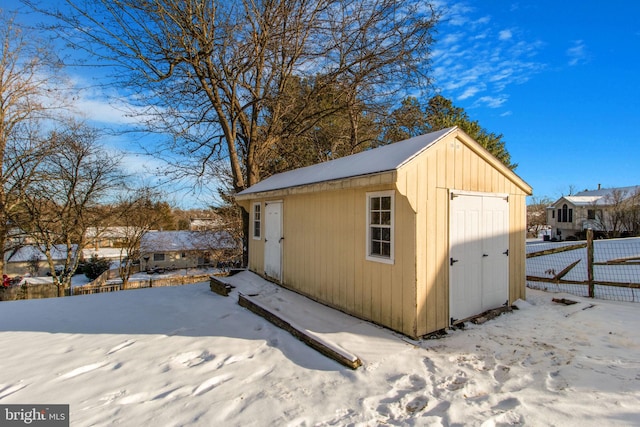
<box><xmin>1</xmin><ymin>282</ymin><xmax>639</xmax><ymax>426</ymax></box>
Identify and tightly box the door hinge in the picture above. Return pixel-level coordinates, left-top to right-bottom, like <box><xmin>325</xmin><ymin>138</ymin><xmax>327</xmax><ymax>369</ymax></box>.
<box><xmin>450</xmin><ymin>258</ymin><xmax>459</xmax><ymax>266</ymax></box>
<box><xmin>503</xmin><ymin>249</ymin><xmax>509</xmax><ymax>256</ymax></box>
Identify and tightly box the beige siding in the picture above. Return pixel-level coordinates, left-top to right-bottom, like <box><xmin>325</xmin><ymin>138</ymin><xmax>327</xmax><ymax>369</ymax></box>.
<box><xmin>249</xmin><ymin>183</ymin><xmax>415</xmax><ymax>337</ymax></box>
<box><xmin>240</xmin><ymin>128</ymin><xmax>531</xmax><ymax>338</ymax></box>
<box><xmin>396</xmin><ymin>131</ymin><xmax>530</xmax><ymax>337</ymax></box>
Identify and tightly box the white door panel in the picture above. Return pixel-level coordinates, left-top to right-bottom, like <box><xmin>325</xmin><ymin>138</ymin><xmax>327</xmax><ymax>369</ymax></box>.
<box><xmin>264</xmin><ymin>201</ymin><xmax>283</xmax><ymax>281</ymax></box>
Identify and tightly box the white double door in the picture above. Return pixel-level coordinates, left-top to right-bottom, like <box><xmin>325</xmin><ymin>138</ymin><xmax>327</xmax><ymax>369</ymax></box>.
<box><xmin>449</xmin><ymin>192</ymin><xmax>509</xmax><ymax>324</ymax></box>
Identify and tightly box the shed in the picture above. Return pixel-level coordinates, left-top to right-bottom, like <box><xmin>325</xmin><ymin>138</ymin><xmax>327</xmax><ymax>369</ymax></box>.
<box><xmin>235</xmin><ymin>127</ymin><xmax>532</xmax><ymax>338</ymax></box>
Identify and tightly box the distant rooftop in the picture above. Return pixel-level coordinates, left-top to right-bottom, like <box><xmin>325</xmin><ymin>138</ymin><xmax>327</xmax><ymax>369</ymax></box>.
<box><xmin>140</xmin><ymin>231</ymin><xmax>237</xmax><ymax>253</ymax></box>
<box><xmin>554</xmin><ymin>185</ymin><xmax>640</xmax><ymax>207</ymax></box>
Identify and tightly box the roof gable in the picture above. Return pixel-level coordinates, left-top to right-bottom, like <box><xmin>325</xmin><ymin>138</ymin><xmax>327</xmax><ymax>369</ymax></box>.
<box><xmin>237</xmin><ymin>127</ymin><xmax>457</xmax><ymax>196</ymax></box>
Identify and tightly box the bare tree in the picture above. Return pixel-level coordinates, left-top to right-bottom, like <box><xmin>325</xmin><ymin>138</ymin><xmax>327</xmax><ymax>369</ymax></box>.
<box><xmin>527</xmin><ymin>196</ymin><xmax>553</xmax><ymax>238</ymax></box>
<box><xmin>619</xmin><ymin>187</ymin><xmax>640</xmax><ymax>237</ymax></box>
<box><xmin>112</xmin><ymin>187</ymin><xmax>169</xmax><ymax>289</ymax></box>
<box><xmin>15</xmin><ymin>121</ymin><xmax>123</xmax><ymax>296</ymax></box>
<box><xmin>0</xmin><ymin>11</ymin><xmax>65</xmax><ymax>275</ymax></box>
<box><xmin>600</xmin><ymin>189</ymin><xmax>628</xmax><ymax>238</ymax></box>
<box><xmin>30</xmin><ymin>0</ymin><xmax>439</xmax><ymax>188</ymax></box>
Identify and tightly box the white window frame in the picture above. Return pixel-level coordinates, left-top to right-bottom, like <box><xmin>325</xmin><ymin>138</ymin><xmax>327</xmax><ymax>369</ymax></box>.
<box><xmin>252</xmin><ymin>202</ymin><xmax>262</xmax><ymax>240</ymax></box>
<box><xmin>366</xmin><ymin>190</ymin><xmax>395</xmax><ymax>264</ymax></box>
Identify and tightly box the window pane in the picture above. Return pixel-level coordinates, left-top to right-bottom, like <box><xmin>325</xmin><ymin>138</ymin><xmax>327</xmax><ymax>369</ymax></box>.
<box><xmin>372</xmin><ymin>227</ymin><xmax>381</xmax><ymax>240</ymax></box>
<box><xmin>371</xmin><ymin>197</ymin><xmax>380</xmax><ymax>210</ymax></box>
<box><xmin>371</xmin><ymin>240</ymin><xmax>381</xmax><ymax>255</ymax></box>
<box><xmin>381</xmin><ymin>227</ymin><xmax>391</xmax><ymax>241</ymax></box>
<box><xmin>371</xmin><ymin>212</ymin><xmax>380</xmax><ymax>225</ymax></box>
<box><xmin>381</xmin><ymin>196</ymin><xmax>391</xmax><ymax>210</ymax></box>
<box><xmin>381</xmin><ymin>212</ymin><xmax>391</xmax><ymax>225</ymax></box>
<box><xmin>382</xmin><ymin>242</ymin><xmax>391</xmax><ymax>257</ymax></box>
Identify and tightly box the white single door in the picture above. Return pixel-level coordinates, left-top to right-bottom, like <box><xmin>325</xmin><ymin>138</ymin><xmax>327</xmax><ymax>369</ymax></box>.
<box><xmin>264</xmin><ymin>201</ymin><xmax>283</xmax><ymax>281</ymax></box>
<box><xmin>449</xmin><ymin>193</ymin><xmax>484</xmax><ymax>323</ymax></box>
<box><xmin>481</xmin><ymin>196</ymin><xmax>510</xmax><ymax>311</ymax></box>
<box><xmin>449</xmin><ymin>192</ymin><xmax>509</xmax><ymax>324</ymax></box>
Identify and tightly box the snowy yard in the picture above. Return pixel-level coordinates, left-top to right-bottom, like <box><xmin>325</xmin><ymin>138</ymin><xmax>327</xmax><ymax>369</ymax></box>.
<box><xmin>1</xmin><ymin>281</ymin><xmax>639</xmax><ymax>426</ymax></box>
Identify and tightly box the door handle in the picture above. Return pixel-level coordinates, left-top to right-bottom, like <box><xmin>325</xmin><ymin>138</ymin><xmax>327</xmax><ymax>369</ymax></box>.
<box><xmin>483</xmin><ymin>254</ymin><xmax>489</xmax><ymax>257</ymax></box>
<box><xmin>450</xmin><ymin>258</ymin><xmax>459</xmax><ymax>266</ymax></box>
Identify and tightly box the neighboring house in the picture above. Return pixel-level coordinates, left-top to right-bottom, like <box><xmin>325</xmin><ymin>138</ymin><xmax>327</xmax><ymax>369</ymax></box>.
<box><xmin>85</xmin><ymin>226</ymin><xmax>147</xmax><ymax>249</ymax></box>
<box><xmin>4</xmin><ymin>245</ymin><xmax>78</xmax><ymax>276</ymax></box>
<box><xmin>546</xmin><ymin>185</ymin><xmax>640</xmax><ymax>240</ymax></box>
<box><xmin>139</xmin><ymin>230</ymin><xmax>238</xmax><ymax>271</ymax></box>
<box><xmin>236</xmin><ymin>127</ymin><xmax>532</xmax><ymax>339</ymax></box>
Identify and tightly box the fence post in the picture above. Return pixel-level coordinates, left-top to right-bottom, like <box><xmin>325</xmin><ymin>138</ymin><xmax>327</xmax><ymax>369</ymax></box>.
<box><xmin>587</xmin><ymin>229</ymin><xmax>594</xmax><ymax>298</ymax></box>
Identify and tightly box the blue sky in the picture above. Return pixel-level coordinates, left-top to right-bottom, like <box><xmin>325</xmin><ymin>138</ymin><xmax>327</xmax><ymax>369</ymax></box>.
<box><xmin>432</xmin><ymin>1</ymin><xmax>640</xmax><ymax>201</ymax></box>
<box><xmin>4</xmin><ymin>1</ymin><xmax>640</xmax><ymax>206</ymax></box>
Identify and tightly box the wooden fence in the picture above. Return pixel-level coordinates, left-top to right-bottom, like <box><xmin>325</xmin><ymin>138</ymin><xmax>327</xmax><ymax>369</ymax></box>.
<box><xmin>73</xmin><ymin>272</ymin><xmax>213</xmax><ymax>295</ymax></box>
<box><xmin>526</xmin><ymin>230</ymin><xmax>640</xmax><ymax>302</ymax></box>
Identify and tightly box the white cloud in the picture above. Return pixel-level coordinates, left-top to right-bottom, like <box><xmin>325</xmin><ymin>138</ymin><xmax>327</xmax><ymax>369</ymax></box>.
<box><xmin>457</xmin><ymin>86</ymin><xmax>481</xmax><ymax>100</ymax></box>
<box><xmin>498</xmin><ymin>29</ymin><xmax>513</xmax><ymax>41</ymax></box>
<box><xmin>475</xmin><ymin>95</ymin><xmax>508</xmax><ymax>109</ymax></box>
<box><xmin>567</xmin><ymin>40</ymin><xmax>589</xmax><ymax>66</ymax></box>
<box><xmin>432</xmin><ymin>2</ymin><xmax>546</xmax><ymax>111</ymax></box>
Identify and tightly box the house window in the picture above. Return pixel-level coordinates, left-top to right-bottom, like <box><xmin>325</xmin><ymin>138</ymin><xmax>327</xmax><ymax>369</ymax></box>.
<box><xmin>587</xmin><ymin>209</ymin><xmax>602</xmax><ymax>221</ymax></box>
<box><xmin>366</xmin><ymin>191</ymin><xmax>394</xmax><ymax>264</ymax></box>
<box><xmin>253</xmin><ymin>202</ymin><xmax>261</xmax><ymax>240</ymax></box>
<box><xmin>552</xmin><ymin>210</ymin><xmax>555</xmax><ymax>219</ymax></box>
<box><xmin>558</xmin><ymin>204</ymin><xmax>573</xmax><ymax>223</ymax></box>
<box><xmin>153</xmin><ymin>253</ymin><xmax>165</xmax><ymax>262</ymax></box>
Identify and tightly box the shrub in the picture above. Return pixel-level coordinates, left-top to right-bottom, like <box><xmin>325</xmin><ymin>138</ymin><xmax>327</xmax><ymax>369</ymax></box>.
<box><xmin>83</xmin><ymin>255</ymin><xmax>111</xmax><ymax>280</ymax></box>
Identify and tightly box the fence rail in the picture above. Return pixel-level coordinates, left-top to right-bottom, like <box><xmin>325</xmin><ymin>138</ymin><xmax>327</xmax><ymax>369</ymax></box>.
<box><xmin>526</xmin><ymin>231</ymin><xmax>640</xmax><ymax>303</ymax></box>
<box><xmin>72</xmin><ymin>273</ymin><xmax>213</xmax><ymax>295</ymax></box>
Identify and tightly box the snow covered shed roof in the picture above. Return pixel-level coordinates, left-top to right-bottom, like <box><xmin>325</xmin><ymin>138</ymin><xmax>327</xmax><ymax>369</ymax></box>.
<box><xmin>237</xmin><ymin>127</ymin><xmax>457</xmax><ymax>196</ymax></box>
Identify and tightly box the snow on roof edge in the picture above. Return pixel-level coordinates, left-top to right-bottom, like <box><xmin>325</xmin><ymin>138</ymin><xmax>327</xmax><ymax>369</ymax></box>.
<box><xmin>237</xmin><ymin>127</ymin><xmax>457</xmax><ymax>196</ymax></box>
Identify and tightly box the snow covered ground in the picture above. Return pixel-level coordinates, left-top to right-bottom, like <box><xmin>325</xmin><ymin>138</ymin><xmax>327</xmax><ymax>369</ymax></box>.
<box><xmin>1</xmin><ymin>279</ymin><xmax>639</xmax><ymax>426</ymax></box>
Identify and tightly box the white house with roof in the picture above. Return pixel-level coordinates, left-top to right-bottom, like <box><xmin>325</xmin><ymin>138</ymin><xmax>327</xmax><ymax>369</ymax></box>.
<box><xmin>4</xmin><ymin>245</ymin><xmax>79</xmax><ymax>276</ymax></box>
<box><xmin>547</xmin><ymin>185</ymin><xmax>640</xmax><ymax>240</ymax></box>
<box><xmin>235</xmin><ymin>127</ymin><xmax>532</xmax><ymax>338</ymax></box>
<box><xmin>139</xmin><ymin>230</ymin><xmax>238</xmax><ymax>271</ymax></box>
